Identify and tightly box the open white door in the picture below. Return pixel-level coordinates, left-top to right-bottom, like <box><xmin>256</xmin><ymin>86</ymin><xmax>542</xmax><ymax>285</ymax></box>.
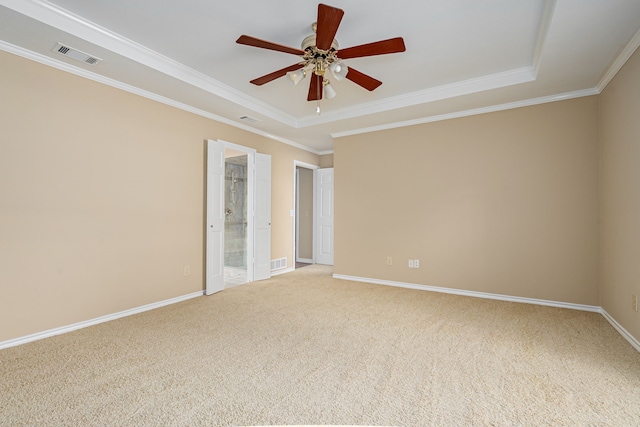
<box><xmin>315</xmin><ymin>168</ymin><xmax>334</xmax><ymax>265</ymax></box>
<box><xmin>205</xmin><ymin>140</ymin><xmax>225</xmax><ymax>295</ymax></box>
<box><xmin>254</xmin><ymin>153</ymin><xmax>272</xmax><ymax>280</ymax></box>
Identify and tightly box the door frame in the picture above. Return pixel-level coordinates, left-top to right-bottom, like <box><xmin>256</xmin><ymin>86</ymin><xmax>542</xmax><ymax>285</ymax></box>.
<box><xmin>293</xmin><ymin>161</ymin><xmax>318</xmax><ymax>265</ymax></box>
<box><xmin>206</xmin><ymin>139</ymin><xmax>258</xmax><ymax>295</ymax></box>
<box><xmin>221</xmin><ymin>140</ymin><xmax>256</xmax><ymax>284</ymax></box>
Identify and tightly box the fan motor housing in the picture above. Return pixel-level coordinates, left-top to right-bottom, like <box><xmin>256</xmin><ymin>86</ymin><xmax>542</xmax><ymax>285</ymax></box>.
<box><xmin>301</xmin><ymin>34</ymin><xmax>339</xmax><ymax>51</ymax></box>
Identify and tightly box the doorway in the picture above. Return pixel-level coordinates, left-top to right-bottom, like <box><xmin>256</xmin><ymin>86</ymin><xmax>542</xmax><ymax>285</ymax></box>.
<box><xmin>206</xmin><ymin>139</ymin><xmax>271</xmax><ymax>295</ymax></box>
<box><xmin>294</xmin><ymin>161</ymin><xmax>318</xmax><ymax>268</ymax></box>
<box><xmin>296</xmin><ymin>166</ymin><xmax>314</xmax><ymax>267</ymax></box>
<box><xmin>224</xmin><ymin>150</ymin><xmax>249</xmax><ymax>286</ymax></box>
<box><xmin>292</xmin><ymin>162</ymin><xmax>334</xmax><ymax>267</ymax></box>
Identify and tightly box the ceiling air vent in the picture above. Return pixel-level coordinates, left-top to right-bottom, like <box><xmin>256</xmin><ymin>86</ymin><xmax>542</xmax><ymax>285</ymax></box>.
<box><xmin>52</xmin><ymin>43</ymin><xmax>102</xmax><ymax>65</ymax></box>
<box><xmin>239</xmin><ymin>115</ymin><xmax>259</xmax><ymax>123</ymax></box>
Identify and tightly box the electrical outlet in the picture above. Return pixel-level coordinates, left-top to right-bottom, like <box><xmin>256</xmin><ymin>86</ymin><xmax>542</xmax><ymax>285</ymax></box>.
<box><xmin>414</xmin><ymin>259</ymin><xmax>420</xmax><ymax>268</ymax></box>
<box><xmin>408</xmin><ymin>259</ymin><xmax>414</xmax><ymax>268</ymax></box>
<box><xmin>184</xmin><ymin>265</ymin><xmax>191</xmax><ymax>277</ymax></box>
<box><xmin>386</xmin><ymin>256</ymin><xmax>393</xmax><ymax>266</ymax></box>
<box><xmin>633</xmin><ymin>295</ymin><xmax>638</xmax><ymax>312</ymax></box>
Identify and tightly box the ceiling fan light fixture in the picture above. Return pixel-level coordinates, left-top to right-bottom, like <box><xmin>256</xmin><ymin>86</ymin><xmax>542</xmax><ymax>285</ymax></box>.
<box><xmin>329</xmin><ymin>61</ymin><xmax>347</xmax><ymax>81</ymax></box>
<box><xmin>323</xmin><ymin>80</ymin><xmax>337</xmax><ymax>99</ymax></box>
<box><xmin>237</xmin><ymin>3</ymin><xmax>406</xmax><ymax>108</ymax></box>
<box><xmin>286</xmin><ymin>68</ymin><xmax>306</xmax><ymax>86</ymax></box>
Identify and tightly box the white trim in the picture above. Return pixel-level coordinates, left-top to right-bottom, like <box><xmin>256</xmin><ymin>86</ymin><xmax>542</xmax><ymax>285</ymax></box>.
<box><xmin>3</xmin><ymin>281</ymin><xmax>638</xmax><ymax>353</ymax></box>
<box><xmin>293</xmin><ymin>161</ymin><xmax>320</xmax><ymax>266</ymax></box>
<box><xmin>600</xmin><ymin>309</ymin><xmax>640</xmax><ymax>353</ymax></box>
<box><xmin>3</xmin><ymin>0</ymin><xmax>639</xmax><ymax>152</ymax></box>
<box><xmin>271</xmin><ymin>267</ymin><xmax>295</xmax><ymax>276</ymax></box>
<box><xmin>296</xmin><ymin>258</ymin><xmax>314</xmax><ymax>264</ymax></box>
<box><xmin>296</xmin><ymin>167</ymin><xmax>301</xmax><ymax>263</ymax></box>
<box><xmin>293</xmin><ymin>161</ymin><xmax>320</xmax><ymax>169</ymax></box>
<box><xmin>333</xmin><ymin>274</ymin><xmax>601</xmax><ymax>312</ymax></box>
<box><xmin>325</xmin><ymin>20</ymin><xmax>640</xmax><ymax>137</ymax></box>
<box><xmin>597</xmin><ymin>26</ymin><xmax>640</xmax><ymax>92</ymax></box>
<box><xmin>218</xmin><ymin>139</ymin><xmax>257</xmax><ymax>155</ymax></box>
<box><xmin>1</xmin><ymin>0</ymin><xmax>537</xmax><ymax>130</ymax></box>
<box><xmin>217</xmin><ymin>139</ymin><xmax>256</xmax><ymax>284</ymax></box>
<box><xmin>0</xmin><ymin>40</ymin><xmax>322</xmax><ymax>156</ymax></box>
<box><xmin>532</xmin><ymin>0</ymin><xmax>557</xmax><ymax>75</ymax></box>
<box><xmin>331</xmin><ymin>89</ymin><xmax>598</xmax><ymax>139</ymax></box>
<box><xmin>1</xmin><ymin>0</ymin><xmax>298</xmax><ymax>127</ymax></box>
<box><xmin>300</xmin><ymin>66</ymin><xmax>536</xmax><ymax>128</ymax></box>
<box><xmin>334</xmin><ymin>274</ymin><xmax>640</xmax><ymax>352</ymax></box>
<box><xmin>0</xmin><ymin>291</ymin><xmax>203</xmax><ymax>350</ymax></box>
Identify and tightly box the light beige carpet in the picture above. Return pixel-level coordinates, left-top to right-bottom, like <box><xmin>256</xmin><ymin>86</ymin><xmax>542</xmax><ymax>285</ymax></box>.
<box><xmin>1</xmin><ymin>265</ymin><xmax>639</xmax><ymax>426</ymax></box>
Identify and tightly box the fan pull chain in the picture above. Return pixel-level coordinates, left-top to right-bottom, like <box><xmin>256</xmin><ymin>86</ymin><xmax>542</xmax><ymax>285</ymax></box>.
<box><xmin>316</xmin><ymin>101</ymin><xmax>321</xmax><ymax>115</ymax></box>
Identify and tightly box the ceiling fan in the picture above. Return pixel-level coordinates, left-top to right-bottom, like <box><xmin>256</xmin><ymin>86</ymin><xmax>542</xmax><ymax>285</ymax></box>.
<box><xmin>236</xmin><ymin>3</ymin><xmax>406</xmax><ymax>105</ymax></box>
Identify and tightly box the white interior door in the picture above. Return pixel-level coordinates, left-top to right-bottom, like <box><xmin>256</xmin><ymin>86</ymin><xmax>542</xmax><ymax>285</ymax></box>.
<box><xmin>206</xmin><ymin>140</ymin><xmax>225</xmax><ymax>295</ymax></box>
<box><xmin>315</xmin><ymin>168</ymin><xmax>334</xmax><ymax>265</ymax></box>
<box><xmin>295</xmin><ymin>168</ymin><xmax>301</xmax><ymax>262</ymax></box>
<box><xmin>254</xmin><ymin>153</ymin><xmax>271</xmax><ymax>280</ymax></box>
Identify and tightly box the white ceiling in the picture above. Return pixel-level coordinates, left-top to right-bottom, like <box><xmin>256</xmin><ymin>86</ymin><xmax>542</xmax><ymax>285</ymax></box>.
<box><xmin>1</xmin><ymin>0</ymin><xmax>639</xmax><ymax>154</ymax></box>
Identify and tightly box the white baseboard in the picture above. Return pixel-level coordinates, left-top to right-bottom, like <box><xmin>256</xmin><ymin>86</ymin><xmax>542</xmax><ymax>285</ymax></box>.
<box><xmin>333</xmin><ymin>274</ymin><xmax>601</xmax><ymax>312</ymax></box>
<box><xmin>296</xmin><ymin>258</ymin><xmax>314</xmax><ymax>264</ymax></box>
<box><xmin>0</xmin><ymin>291</ymin><xmax>203</xmax><ymax>350</ymax></box>
<box><xmin>600</xmin><ymin>309</ymin><xmax>640</xmax><ymax>352</ymax></box>
<box><xmin>5</xmin><ymin>277</ymin><xmax>639</xmax><ymax>354</ymax></box>
<box><xmin>333</xmin><ymin>274</ymin><xmax>640</xmax><ymax>352</ymax></box>
<box><xmin>271</xmin><ymin>267</ymin><xmax>295</xmax><ymax>276</ymax></box>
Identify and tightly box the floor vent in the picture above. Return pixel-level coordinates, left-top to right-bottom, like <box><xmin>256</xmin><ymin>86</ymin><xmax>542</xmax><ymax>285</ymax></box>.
<box><xmin>52</xmin><ymin>43</ymin><xmax>102</xmax><ymax>65</ymax></box>
<box><xmin>270</xmin><ymin>257</ymin><xmax>287</xmax><ymax>271</ymax></box>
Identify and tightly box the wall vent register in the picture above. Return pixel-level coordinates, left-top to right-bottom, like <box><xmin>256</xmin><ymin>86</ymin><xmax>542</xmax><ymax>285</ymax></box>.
<box><xmin>52</xmin><ymin>43</ymin><xmax>102</xmax><ymax>65</ymax></box>
<box><xmin>271</xmin><ymin>257</ymin><xmax>287</xmax><ymax>271</ymax></box>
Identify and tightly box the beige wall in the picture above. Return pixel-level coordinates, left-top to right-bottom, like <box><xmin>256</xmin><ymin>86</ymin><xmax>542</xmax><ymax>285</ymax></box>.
<box><xmin>335</xmin><ymin>97</ymin><xmax>600</xmax><ymax>306</ymax></box>
<box><xmin>599</xmin><ymin>47</ymin><xmax>640</xmax><ymax>340</ymax></box>
<box><xmin>319</xmin><ymin>153</ymin><xmax>334</xmax><ymax>168</ymax></box>
<box><xmin>296</xmin><ymin>167</ymin><xmax>314</xmax><ymax>260</ymax></box>
<box><xmin>0</xmin><ymin>50</ymin><xmax>319</xmax><ymax>342</ymax></box>
<box><xmin>4</xmin><ymin>43</ymin><xmax>639</xmax><ymax>346</ymax></box>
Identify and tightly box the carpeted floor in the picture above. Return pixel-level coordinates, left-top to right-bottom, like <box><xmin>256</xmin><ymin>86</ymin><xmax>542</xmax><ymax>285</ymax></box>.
<box><xmin>1</xmin><ymin>265</ymin><xmax>639</xmax><ymax>426</ymax></box>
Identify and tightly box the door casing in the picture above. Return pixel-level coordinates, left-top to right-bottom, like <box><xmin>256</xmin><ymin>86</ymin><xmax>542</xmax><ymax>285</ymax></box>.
<box><xmin>206</xmin><ymin>139</ymin><xmax>271</xmax><ymax>295</ymax></box>
<box><xmin>293</xmin><ymin>161</ymin><xmax>318</xmax><ymax>264</ymax></box>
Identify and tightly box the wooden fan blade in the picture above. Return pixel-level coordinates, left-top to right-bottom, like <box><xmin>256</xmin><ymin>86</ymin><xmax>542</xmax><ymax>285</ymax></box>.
<box><xmin>307</xmin><ymin>73</ymin><xmax>323</xmax><ymax>101</ymax></box>
<box><xmin>250</xmin><ymin>63</ymin><xmax>305</xmax><ymax>86</ymax></box>
<box><xmin>316</xmin><ymin>4</ymin><xmax>344</xmax><ymax>51</ymax></box>
<box><xmin>236</xmin><ymin>35</ymin><xmax>305</xmax><ymax>56</ymax></box>
<box><xmin>345</xmin><ymin>67</ymin><xmax>382</xmax><ymax>91</ymax></box>
<box><xmin>338</xmin><ymin>37</ymin><xmax>406</xmax><ymax>60</ymax></box>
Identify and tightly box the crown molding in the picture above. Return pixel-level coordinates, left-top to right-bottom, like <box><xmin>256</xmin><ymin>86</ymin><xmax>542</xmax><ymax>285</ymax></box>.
<box><xmin>597</xmin><ymin>25</ymin><xmax>640</xmax><ymax>92</ymax></box>
<box><xmin>317</xmin><ymin>149</ymin><xmax>334</xmax><ymax>156</ymax></box>
<box><xmin>532</xmin><ymin>0</ymin><xmax>557</xmax><ymax>75</ymax></box>
<box><xmin>298</xmin><ymin>66</ymin><xmax>537</xmax><ymax>128</ymax></box>
<box><xmin>0</xmin><ymin>40</ymin><xmax>322</xmax><ymax>155</ymax></box>
<box><xmin>331</xmin><ymin>88</ymin><xmax>599</xmax><ymax>139</ymax></box>
<box><xmin>5</xmin><ymin>0</ymin><xmax>637</xmax><ymax>153</ymax></box>
<box><xmin>1</xmin><ymin>0</ymin><xmax>300</xmax><ymax>127</ymax></box>
<box><xmin>299</xmin><ymin>0</ymin><xmax>555</xmax><ymax>127</ymax></box>
<box><xmin>0</xmin><ymin>0</ymin><xmax>546</xmax><ymax>131</ymax></box>
<box><xmin>330</xmin><ymin>7</ymin><xmax>639</xmax><ymax>140</ymax></box>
